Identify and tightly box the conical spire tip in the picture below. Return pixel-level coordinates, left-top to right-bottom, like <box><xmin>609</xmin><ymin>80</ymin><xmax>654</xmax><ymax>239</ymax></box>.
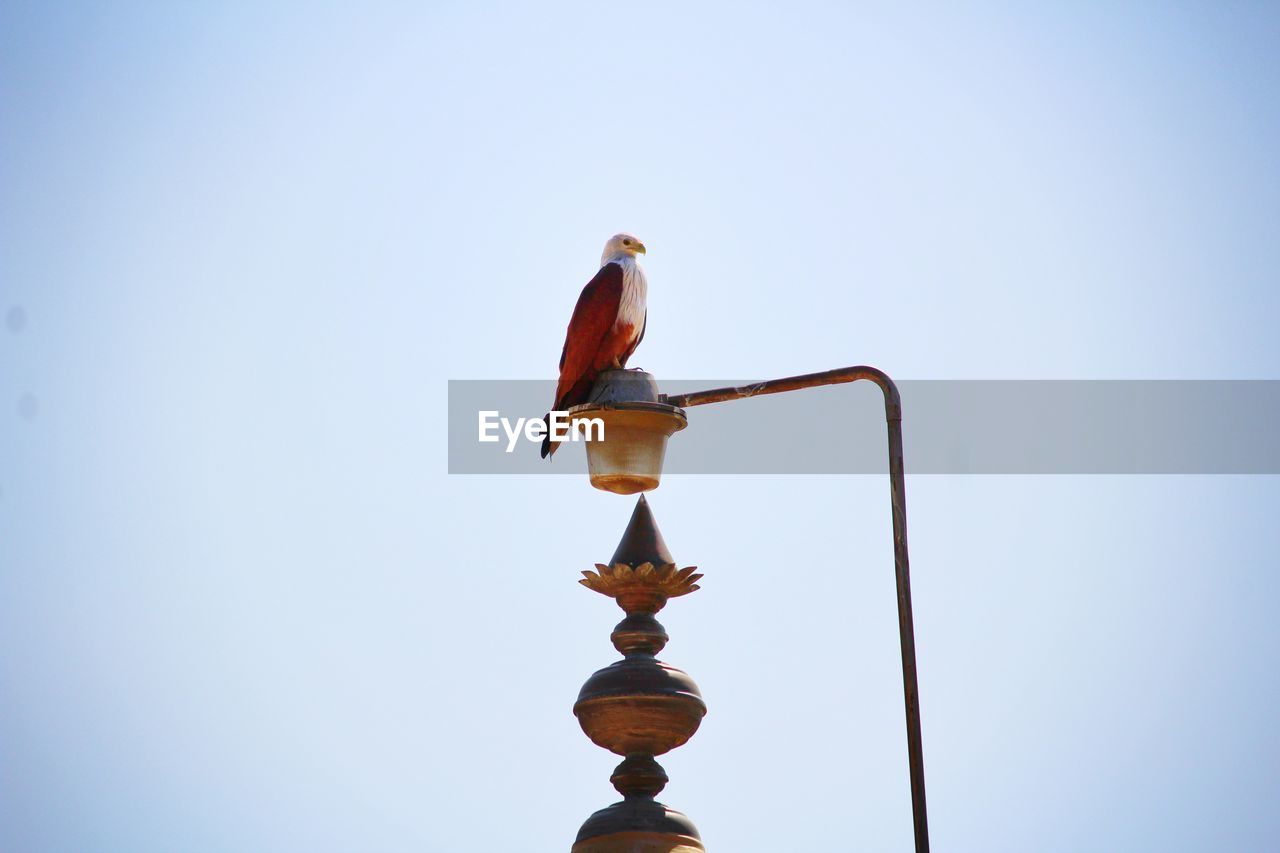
<box><xmin>609</xmin><ymin>494</ymin><xmax>675</xmax><ymax>568</ymax></box>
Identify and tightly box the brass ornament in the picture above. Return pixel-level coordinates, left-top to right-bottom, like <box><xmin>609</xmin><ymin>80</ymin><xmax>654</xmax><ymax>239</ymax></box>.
<box><xmin>571</xmin><ymin>497</ymin><xmax>707</xmax><ymax>852</ymax></box>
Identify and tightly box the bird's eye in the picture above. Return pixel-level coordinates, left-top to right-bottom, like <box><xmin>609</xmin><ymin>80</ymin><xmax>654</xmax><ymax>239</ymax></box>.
<box><xmin>623</xmin><ymin>239</ymin><xmax>632</xmax><ymax>245</ymax></box>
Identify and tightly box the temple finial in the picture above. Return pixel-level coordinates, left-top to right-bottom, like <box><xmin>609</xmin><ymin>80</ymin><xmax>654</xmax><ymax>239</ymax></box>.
<box><xmin>609</xmin><ymin>494</ymin><xmax>674</xmax><ymax>568</ymax></box>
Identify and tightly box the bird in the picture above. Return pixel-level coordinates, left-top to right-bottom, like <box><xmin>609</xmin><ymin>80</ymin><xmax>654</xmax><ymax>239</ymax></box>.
<box><xmin>541</xmin><ymin>233</ymin><xmax>648</xmax><ymax>459</ymax></box>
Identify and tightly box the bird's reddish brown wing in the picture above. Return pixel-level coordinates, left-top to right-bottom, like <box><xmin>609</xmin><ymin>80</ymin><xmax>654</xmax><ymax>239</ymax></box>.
<box><xmin>554</xmin><ymin>262</ymin><xmax>623</xmax><ymax>409</ymax></box>
<box><xmin>542</xmin><ymin>263</ymin><xmax>623</xmax><ymax>459</ymax></box>
<box><xmin>620</xmin><ymin>311</ymin><xmax>646</xmax><ymax>366</ymax></box>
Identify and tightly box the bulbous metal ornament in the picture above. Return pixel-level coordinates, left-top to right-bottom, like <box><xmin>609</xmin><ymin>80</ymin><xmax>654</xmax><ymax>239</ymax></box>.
<box><xmin>571</xmin><ymin>496</ymin><xmax>707</xmax><ymax>852</ymax></box>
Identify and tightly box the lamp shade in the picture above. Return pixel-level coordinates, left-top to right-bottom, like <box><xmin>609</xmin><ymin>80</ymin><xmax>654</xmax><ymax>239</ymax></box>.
<box><xmin>570</xmin><ymin>401</ymin><xmax>687</xmax><ymax>495</ymax></box>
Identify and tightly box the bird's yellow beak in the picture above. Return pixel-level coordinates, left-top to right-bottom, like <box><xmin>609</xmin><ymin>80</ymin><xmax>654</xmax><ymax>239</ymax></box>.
<box><xmin>635</xmin><ymin>242</ymin><xmax>647</xmax><ymax>255</ymax></box>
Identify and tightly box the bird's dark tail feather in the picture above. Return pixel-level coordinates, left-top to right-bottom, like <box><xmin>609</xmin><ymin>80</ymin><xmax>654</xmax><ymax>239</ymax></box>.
<box><xmin>540</xmin><ymin>411</ymin><xmax>555</xmax><ymax>459</ymax></box>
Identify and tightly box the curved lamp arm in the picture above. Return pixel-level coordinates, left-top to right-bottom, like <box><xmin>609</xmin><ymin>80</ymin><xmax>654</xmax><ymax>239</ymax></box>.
<box><xmin>663</xmin><ymin>366</ymin><xmax>929</xmax><ymax>853</ymax></box>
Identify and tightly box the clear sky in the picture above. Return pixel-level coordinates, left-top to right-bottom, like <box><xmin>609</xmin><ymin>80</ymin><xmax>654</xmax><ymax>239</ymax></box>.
<box><xmin>2</xmin><ymin>2</ymin><xmax>1278</xmax><ymax>851</ymax></box>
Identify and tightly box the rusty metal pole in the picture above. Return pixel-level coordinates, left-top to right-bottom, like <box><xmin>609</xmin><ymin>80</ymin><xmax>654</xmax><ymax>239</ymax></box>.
<box><xmin>663</xmin><ymin>366</ymin><xmax>930</xmax><ymax>853</ymax></box>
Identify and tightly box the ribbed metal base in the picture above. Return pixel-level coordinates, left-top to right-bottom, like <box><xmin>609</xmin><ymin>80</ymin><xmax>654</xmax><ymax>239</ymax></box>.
<box><xmin>571</xmin><ymin>830</ymin><xmax>704</xmax><ymax>853</ymax></box>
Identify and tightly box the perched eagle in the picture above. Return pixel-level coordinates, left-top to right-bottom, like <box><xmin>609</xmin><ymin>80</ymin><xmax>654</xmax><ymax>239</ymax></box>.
<box><xmin>541</xmin><ymin>233</ymin><xmax>648</xmax><ymax>458</ymax></box>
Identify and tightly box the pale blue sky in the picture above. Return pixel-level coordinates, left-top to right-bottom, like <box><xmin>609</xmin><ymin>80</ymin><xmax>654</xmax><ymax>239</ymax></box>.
<box><xmin>2</xmin><ymin>3</ymin><xmax>1278</xmax><ymax>851</ymax></box>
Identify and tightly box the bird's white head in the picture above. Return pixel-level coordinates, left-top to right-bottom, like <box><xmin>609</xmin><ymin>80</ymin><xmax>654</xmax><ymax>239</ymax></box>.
<box><xmin>601</xmin><ymin>233</ymin><xmax>647</xmax><ymax>265</ymax></box>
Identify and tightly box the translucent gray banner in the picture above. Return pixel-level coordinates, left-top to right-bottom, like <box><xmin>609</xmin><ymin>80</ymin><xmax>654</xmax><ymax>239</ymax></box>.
<box><xmin>448</xmin><ymin>380</ymin><xmax>1280</xmax><ymax>474</ymax></box>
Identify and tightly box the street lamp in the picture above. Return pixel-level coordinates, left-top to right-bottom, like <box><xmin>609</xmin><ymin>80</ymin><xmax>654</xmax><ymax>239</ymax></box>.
<box><xmin>569</xmin><ymin>369</ymin><xmax>687</xmax><ymax>495</ymax></box>
<box><xmin>569</xmin><ymin>366</ymin><xmax>930</xmax><ymax>853</ymax></box>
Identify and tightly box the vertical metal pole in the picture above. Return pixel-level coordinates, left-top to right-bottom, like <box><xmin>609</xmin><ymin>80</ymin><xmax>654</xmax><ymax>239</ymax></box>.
<box><xmin>882</xmin><ymin>382</ymin><xmax>930</xmax><ymax>853</ymax></box>
<box><xmin>663</xmin><ymin>367</ymin><xmax>930</xmax><ymax>851</ymax></box>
